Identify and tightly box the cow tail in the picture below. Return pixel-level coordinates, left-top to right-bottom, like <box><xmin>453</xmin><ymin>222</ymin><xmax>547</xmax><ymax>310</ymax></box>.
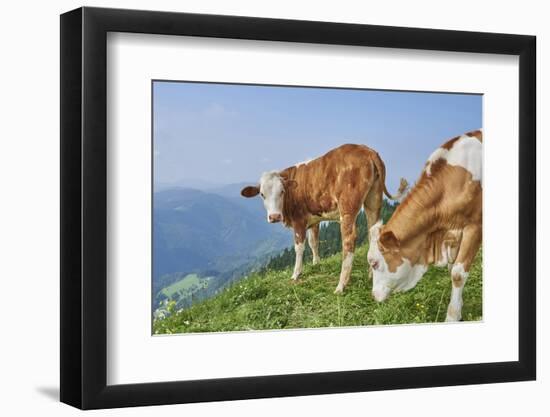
<box><xmin>372</xmin><ymin>153</ymin><xmax>409</xmax><ymax>202</ymax></box>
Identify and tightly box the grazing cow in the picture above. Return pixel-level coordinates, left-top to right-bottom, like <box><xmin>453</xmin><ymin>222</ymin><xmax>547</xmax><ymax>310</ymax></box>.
<box><xmin>367</xmin><ymin>130</ymin><xmax>482</xmax><ymax>321</ymax></box>
<box><xmin>241</xmin><ymin>144</ymin><xmax>408</xmax><ymax>294</ymax></box>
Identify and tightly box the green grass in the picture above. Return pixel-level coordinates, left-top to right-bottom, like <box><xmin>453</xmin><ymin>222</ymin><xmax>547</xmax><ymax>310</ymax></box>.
<box><xmin>153</xmin><ymin>244</ymin><xmax>482</xmax><ymax>334</ymax></box>
<box><xmin>159</xmin><ymin>273</ymin><xmax>202</xmax><ymax>296</ymax></box>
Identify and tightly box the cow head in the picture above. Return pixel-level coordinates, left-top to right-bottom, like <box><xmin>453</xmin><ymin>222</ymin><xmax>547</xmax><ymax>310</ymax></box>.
<box><xmin>367</xmin><ymin>221</ymin><xmax>427</xmax><ymax>302</ymax></box>
<box><xmin>240</xmin><ymin>171</ymin><xmax>296</xmax><ymax>224</ymax></box>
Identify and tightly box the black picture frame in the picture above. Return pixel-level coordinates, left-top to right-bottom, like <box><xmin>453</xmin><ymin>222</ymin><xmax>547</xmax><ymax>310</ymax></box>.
<box><xmin>60</xmin><ymin>6</ymin><xmax>536</xmax><ymax>410</ymax></box>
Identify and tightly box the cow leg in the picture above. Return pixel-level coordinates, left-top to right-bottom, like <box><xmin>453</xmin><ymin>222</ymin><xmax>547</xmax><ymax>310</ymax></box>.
<box><xmin>364</xmin><ymin>181</ymin><xmax>383</xmax><ymax>231</ymax></box>
<box><xmin>291</xmin><ymin>224</ymin><xmax>307</xmax><ymax>281</ymax></box>
<box><xmin>364</xmin><ymin>178</ymin><xmax>383</xmax><ymax>280</ymax></box>
<box><xmin>307</xmin><ymin>224</ymin><xmax>321</xmax><ymax>265</ymax></box>
<box><xmin>334</xmin><ymin>213</ymin><xmax>358</xmax><ymax>294</ymax></box>
<box><xmin>446</xmin><ymin>224</ymin><xmax>482</xmax><ymax>322</ymax></box>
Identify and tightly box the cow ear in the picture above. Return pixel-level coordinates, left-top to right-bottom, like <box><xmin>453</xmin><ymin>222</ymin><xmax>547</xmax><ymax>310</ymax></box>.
<box><xmin>379</xmin><ymin>230</ymin><xmax>400</xmax><ymax>253</ymax></box>
<box><xmin>241</xmin><ymin>186</ymin><xmax>260</xmax><ymax>198</ymax></box>
<box><xmin>284</xmin><ymin>179</ymin><xmax>297</xmax><ymax>190</ymax></box>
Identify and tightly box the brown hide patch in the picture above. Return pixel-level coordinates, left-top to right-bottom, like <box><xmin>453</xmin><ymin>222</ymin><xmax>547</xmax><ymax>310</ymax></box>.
<box><xmin>440</xmin><ymin>130</ymin><xmax>482</xmax><ymax>152</ymax></box>
<box><xmin>466</xmin><ymin>129</ymin><xmax>483</xmax><ymax>141</ymax></box>
<box><xmin>441</xmin><ymin>135</ymin><xmax>461</xmax><ymax>150</ymax></box>
<box><xmin>382</xmin><ymin>159</ymin><xmax>482</xmax><ymax>270</ymax></box>
<box><xmin>280</xmin><ymin>144</ymin><xmax>384</xmax><ymax>228</ymax></box>
<box><xmin>379</xmin><ymin>230</ymin><xmax>400</xmax><ymax>252</ymax></box>
<box><xmin>382</xmin><ymin>250</ymin><xmax>405</xmax><ymax>273</ymax></box>
<box><xmin>452</xmin><ymin>274</ymin><xmax>465</xmax><ymax>288</ymax></box>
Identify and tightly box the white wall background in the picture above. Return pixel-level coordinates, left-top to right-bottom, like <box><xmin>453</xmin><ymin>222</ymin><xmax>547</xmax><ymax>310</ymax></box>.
<box><xmin>0</xmin><ymin>0</ymin><xmax>545</xmax><ymax>415</ymax></box>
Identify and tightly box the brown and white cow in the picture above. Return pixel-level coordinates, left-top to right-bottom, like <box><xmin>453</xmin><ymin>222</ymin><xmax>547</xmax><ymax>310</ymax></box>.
<box><xmin>367</xmin><ymin>130</ymin><xmax>482</xmax><ymax>321</ymax></box>
<box><xmin>241</xmin><ymin>144</ymin><xmax>408</xmax><ymax>294</ymax></box>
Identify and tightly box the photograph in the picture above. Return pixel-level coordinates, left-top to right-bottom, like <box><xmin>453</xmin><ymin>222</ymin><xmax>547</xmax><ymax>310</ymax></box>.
<box><xmin>151</xmin><ymin>81</ymin><xmax>483</xmax><ymax>334</ymax></box>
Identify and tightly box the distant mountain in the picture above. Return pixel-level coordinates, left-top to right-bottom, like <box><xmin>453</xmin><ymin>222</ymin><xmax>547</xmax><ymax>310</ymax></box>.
<box><xmin>207</xmin><ymin>182</ymin><xmax>253</xmax><ymax>199</ymax></box>
<box><xmin>207</xmin><ymin>182</ymin><xmax>264</xmax><ymax>213</ymax></box>
<box><xmin>153</xmin><ymin>187</ymin><xmax>291</xmax><ymax>293</ymax></box>
<box><xmin>155</xmin><ymin>178</ymin><xmax>222</xmax><ymax>192</ymax></box>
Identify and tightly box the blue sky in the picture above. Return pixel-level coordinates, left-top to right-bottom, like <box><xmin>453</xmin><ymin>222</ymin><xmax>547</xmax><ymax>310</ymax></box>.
<box><xmin>153</xmin><ymin>81</ymin><xmax>482</xmax><ymax>192</ymax></box>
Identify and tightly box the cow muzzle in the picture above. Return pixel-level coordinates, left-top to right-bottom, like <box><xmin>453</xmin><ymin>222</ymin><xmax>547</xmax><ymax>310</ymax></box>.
<box><xmin>372</xmin><ymin>287</ymin><xmax>390</xmax><ymax>303</ymax></box>
<box><xmin>268</xmin><ymin>213</ymin><xmax>283</xmax><ymax>223</ymax></box>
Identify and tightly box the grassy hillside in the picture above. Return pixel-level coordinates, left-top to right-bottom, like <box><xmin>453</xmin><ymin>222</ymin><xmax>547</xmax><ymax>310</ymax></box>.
<box><xmin>157</xmin><ymin>273</ymin><xmax>211</xmax><ymax>303</ymax></box>
<box><xmin>153</xmin><ymin>244</ymin><xmax>482</xmax><ymax>334</ymax></box>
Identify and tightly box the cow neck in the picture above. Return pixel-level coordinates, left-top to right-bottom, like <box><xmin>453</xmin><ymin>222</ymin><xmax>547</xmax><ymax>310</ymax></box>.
<box><xmin>384</xmin><ymin>176</ymin><xmax>443</xmax><ymax>257</ymax></box>
<box><xmin>280</xmin><ymin>166</ymin><xmax>302</xmax><ymax>227</ymax></box>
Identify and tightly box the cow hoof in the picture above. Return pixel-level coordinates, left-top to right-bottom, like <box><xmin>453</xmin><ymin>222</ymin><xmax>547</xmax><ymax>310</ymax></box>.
<box><xmin>445</xmin><ymin>314</ymin><xmax>461</xmax><ymax>322</ymax></box>
<box><xmin>334</xmin><ymin>285</ymin><xmax>344</xmax><ymax>294</ymax></box>
<box><xmin>312</xmin><ymin>258</ymin><xmax>320</xmax><ymax>265</ymax></box>
<box><xmin>446</xmin><ymin>304</ymin><xmax>462</xmax><ymax>322</ymax></box>
<box><xmin>291</xmin><ymin>274</ymin><xmax>300</xmax><ymax>281</ymax></box>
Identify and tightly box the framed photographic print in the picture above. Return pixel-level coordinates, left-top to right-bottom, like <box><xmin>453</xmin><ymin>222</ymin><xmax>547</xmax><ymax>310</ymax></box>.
<box><xmin>60</xmin><ymin>6</ymin><xmax>536</xmax><ymax>410</ymax></box>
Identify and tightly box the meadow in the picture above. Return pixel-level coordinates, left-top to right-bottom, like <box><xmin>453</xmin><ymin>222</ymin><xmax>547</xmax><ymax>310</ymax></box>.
<box><xmin>153</xmin><ymin>243</ymin><xmax>482</xmax><ymax>334</ymax></box>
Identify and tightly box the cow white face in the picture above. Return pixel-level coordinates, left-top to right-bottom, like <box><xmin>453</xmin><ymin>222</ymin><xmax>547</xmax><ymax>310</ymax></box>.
<box><xmin>241</xmin><ymin>171</ymin><xmax>295</xmax><ymax>224</ymax></box>
<box><xmin>367</xmin><ymin>222</ymin><xmax>427</xmax><ymax>302</ymax></box>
